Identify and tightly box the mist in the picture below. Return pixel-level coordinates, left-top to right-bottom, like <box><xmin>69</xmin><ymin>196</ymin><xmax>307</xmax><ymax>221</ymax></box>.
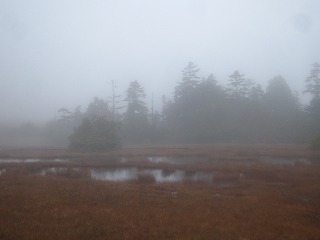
<box><xmin>2</xmin><ymin>2</ymin><xmax>320</xmax><ymax>236</ymax></box>
<box><xmin>0</xmin><ymin>0</ymin><xmax>319</xmax><ymax>123</ymax></box>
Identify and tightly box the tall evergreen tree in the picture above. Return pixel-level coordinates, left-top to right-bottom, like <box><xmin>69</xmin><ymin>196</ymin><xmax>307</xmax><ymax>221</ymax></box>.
<box><xmin>227</xmin><ymin>71</ymin><xmax>251</xmax><ymax>98</ymax></box>
<box><xmin>265</xmin><ymin>75</ymin><xmax>298</xmax><ymax>114</ymax></box>
<box><xmin>67</xmin><ymin>97</ymin><xmax>121</xmax><ymax>151</ymax></box>
<box><xmin>304</xmin><ymin>63</ymin><xmax>320</xmax><ymax>100</ymax></box>
<box><xmin>304</xmin><ymin>63</ymin><xmax>320</xmax><ymax>136</ymax></box>
<box><xmin>123</xmin><ymin>80</ymin><xmax>149</xmax><ymax>142</ymax></box>
<box><xmin>85</xmin><ymin>97</ymin><xmax>110</xmax><ymax>120</ymax></box>
<box><xmin>264</xmin><ymin>76</ymin><xmax>301</xmax><ymax>142</ymax></box>
<box><xmin>250</xmin><ymin>84</ymin><xmax>265</xmax><ymax>104</ymax></box>
<box><xmin>174</xmin><ymin>62</ymin><xmax>200</xmax><ymax>100</ymax></box>
<box><xmin>69</xmin><ymin>117</ymin><xmax>120</xmax><ymax>151</ymax></box>
<box><xmin>125</xmin><ymin>80</ymin><xmax>148</xmax><ymax>116</ymax></box>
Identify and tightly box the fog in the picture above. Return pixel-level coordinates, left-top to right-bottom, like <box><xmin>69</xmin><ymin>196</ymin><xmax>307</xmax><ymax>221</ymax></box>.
<box><xmin>1</xmin><ymin>0</ymin><xmax>319</xmax><ymax>124</ymax></box>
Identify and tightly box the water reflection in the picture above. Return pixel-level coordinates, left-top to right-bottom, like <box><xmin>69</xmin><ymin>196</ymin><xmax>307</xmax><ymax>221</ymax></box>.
<box><xmin>40</xmin><ymin>167</ymin><xmax>79</xmax><ymax>175</ymax></box>
<box><xmin>147</xmin><ymin>156</ymin><xmax>208</xmax><ymax>164</ymax></box>
<box><xmin>0</xmin><ymin>158</ymin><xmax>40</xmax><ymax>163</ymax></box>
<box><xmin>0</xmin><ymin>158</ymin><xmax>68</xmax><ymax>163</ymax></box>
<box><xmin>91</xmin><ymin>168</ymin><xmax>137</xmax><ymax>182</ymax></box>
<box><xmin>259</xmin><ymin>156</ymin><xmax>311</xmax><ymax>165</ymax></box>
<box><xmin>90</xmin><ymin>167</ymin><xmax>213</xmax><ymax>183</ymax></box>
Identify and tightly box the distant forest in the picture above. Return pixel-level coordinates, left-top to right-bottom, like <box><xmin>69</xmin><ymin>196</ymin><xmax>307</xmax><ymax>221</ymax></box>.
<box><xmin>1</xmin><ymin>62</ymin><xmax>320</xmax><ymax>149</ymax></box>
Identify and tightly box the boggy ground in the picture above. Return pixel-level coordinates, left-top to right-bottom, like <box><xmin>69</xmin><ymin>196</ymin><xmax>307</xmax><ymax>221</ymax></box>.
<box><xmin>0</xmin><ymin>144</ymin><xmax>320</xmax><ymax>240</ymax></box>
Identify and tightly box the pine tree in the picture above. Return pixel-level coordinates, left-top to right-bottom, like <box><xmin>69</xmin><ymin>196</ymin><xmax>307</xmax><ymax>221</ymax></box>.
<box><xmin>174</xmin><ymin>62</ymin><xmax>200</xmax><ymax>100</ymax></box>
<box><xmin>304</xmin><ymin>63</ymin><xmax>320</xmax><ymax>101</ymax></box>
<box><xmin>123</xmin><ymin>80</ymin><xmax>149</xmax><ymax>142</ymax></box>
<box><xmin>227</xmin><ymin>71</ymin><xmax>246</xmax><ymax>98</ymax></box>
<box><xmin>304</xmin><ymin>63</ymin><xmax>320</xmax><ymax>136</ymax></box>
<box><xmin>125</xmin><ymin>80</ymin><xmax>148</xmax><ymax>116</ymax></box>
<box><xmin>250</xmin><ymin>84</ymin><xmax>265</xmax><ymax>104</ymax></box>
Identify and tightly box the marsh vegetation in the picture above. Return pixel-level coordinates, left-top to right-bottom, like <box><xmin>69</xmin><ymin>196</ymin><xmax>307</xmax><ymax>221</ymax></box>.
<box><xmin>0</xmin><ymin>144</ymin><xmax>319</xmax><ymax>240</ymax></box>
<box><xmin>1</xmin><ymin>1</ymin><xmax>320</xmax><ymax>239</ymax></box>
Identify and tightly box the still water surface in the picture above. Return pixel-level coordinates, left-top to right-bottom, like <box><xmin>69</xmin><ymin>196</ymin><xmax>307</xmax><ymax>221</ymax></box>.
<box><xmin>39</xmin><ymin>167</ymin><xmax>213</xmax><ymax>183</ymax></box>
<box><xmin>91</xmin><ymin>167</ymin><xmax>213</xmax><ymax>183</ymax></box>
<box><xmin>146</xmin><ymin>156</ymin><xmax>208</xmax><ymax>164</ymax></box>
<box><xmin>0</xmin><ymin>158</ymin><xmax>68</xmax><ymax>163</ymax></box>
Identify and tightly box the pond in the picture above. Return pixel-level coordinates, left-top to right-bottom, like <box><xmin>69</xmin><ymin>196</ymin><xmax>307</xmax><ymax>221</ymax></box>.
<box><xmin>91</xmin><ymin>167</ymin><xmax>213</xmax><ymax>183</ymax></box>
<box><xmin>146</xmin><ymin>156</ymin><xmax>208</xmax><ymax>164</ymax></box>
<box><xmin>39</xmin><ymin>166</ymin><xmax>213</xmax><ymax>183</ymax></box>
<box><xmin>0</xmin><ymin>158</ymin><xmax>68</xmax><ymax>163</ymax></box>
<box><xmin>40</xmin><ymin>167</ymin><xmax>80</xmax><ymax>175</ymax></box>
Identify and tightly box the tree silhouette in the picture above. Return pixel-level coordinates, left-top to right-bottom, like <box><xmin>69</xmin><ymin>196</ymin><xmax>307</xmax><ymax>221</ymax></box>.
<box><xmin>304</xmin><ymin>63</ymin><xmax>320</xmax><ymax>100</ymax></box>
<box><xmin>174</xmin><ymin>62</ymin><xmax>200</xmax><ymax>100</ymax></box>
<box><xmin>123</xmin><ymin>80</ymin><xmax>149</xmax><ymax>142</ymax></box>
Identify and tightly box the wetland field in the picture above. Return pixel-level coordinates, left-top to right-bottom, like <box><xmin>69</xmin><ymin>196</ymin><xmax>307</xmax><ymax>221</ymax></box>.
<box><xmin>0</xmin><ymin>144</ymin><xmax>320</xmax><ymax>240</ymax></box>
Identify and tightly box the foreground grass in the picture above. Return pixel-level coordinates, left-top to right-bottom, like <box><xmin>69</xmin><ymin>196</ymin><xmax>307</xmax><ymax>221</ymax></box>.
<box><xmin>0</xmin><ymin>144</ymin><xmax>320</xmax><ymax>239</ymax></box>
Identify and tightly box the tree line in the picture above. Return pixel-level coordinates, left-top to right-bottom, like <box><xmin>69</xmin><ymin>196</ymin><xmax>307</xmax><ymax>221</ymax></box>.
<box><xmin>52</xmin><ymin>62</ymin><xmax>320</xmax><ymax>150</ymax></box>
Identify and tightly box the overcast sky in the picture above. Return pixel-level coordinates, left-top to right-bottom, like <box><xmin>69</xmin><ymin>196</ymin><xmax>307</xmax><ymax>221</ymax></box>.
<box><xmin>1</xmin><ymin>0</ymin><xmax>320</xmax><ymax>124</ymax></box>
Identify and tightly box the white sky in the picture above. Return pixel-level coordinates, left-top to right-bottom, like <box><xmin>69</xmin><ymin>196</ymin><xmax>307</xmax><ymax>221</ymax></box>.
<box><xmin>1</xmin><ymin>0</ymin><xmax>320</xmax><ymax>123</ymax></box>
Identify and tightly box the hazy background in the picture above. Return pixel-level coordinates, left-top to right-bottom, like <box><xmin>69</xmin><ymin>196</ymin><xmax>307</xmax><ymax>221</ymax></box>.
<box><xmin>1</xmin><ymin>0</ymin><xmax>320</xmax><ymax>124</ymax></box>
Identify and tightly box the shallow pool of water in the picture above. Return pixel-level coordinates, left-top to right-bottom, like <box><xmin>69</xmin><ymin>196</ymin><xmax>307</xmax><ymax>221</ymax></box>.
<box><xmin>40</xmin><ymin>167</ymin><xmax>80</xmax><ymax>175</ymax></box>
<box><xmin>147</xmin><ymin>156</ymin><xmax>208</xmax><ymax>164</ymax></box>
<box><xmin>90</xmin><ymin>167</ymin><xmax>213</xmax><ymax>183</ymax></box>
<box><xmin>0</xmin><ymin>158</ymin><xmax>68</xmax><ymax>163</ymax></box>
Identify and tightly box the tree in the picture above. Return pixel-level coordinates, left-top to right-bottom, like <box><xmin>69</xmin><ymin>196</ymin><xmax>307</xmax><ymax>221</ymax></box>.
<box><xmin>304</xmin><ymin>63</ymin><xmax>320</xmax><ymax>118</ymax></box>
<box><xmin>227</xmin><ymin>71</ymin><xmax>246</xmax><ymax>98</ymax></box>
<box><xmin>52</xmin><ymin>97</ymin><xmax>113</xmax><ymax>149</ymax></box>
<box><xmin>304</xmin><ymin>63</ymin><xmax>320</xmax><ymax>101</ymax></box>
<box><xmin>57</xmin><ymin>108</ymin><xmax>73</xmax><ymax>120</ymax></box>
<box><xmin>250</xmin><ymin>84</ymin><xmax>265</xmax><ymax>104</ymax></box>
<box><xmin>85</xmin><ymin>97</ymin><xmax>110</xmax><ymax>120</ymax></box>
<box><xmin>44</xmin><ymin>106</ymin><xmax>84</xmax><ymax>147</ymax></box>
<box><xmin>69</xmin><ymin>117</ymin><xmax>120</xmax><ymax>151</ymax></box>
<box><xmin>109</xmin><ymin>80</ymin><xmax>124</xmax><ymax>121</ymax></box>
<box><xmin>242</xmin><ymin>79</ymin><xmax>256</xmax><ymax>98</ymax></box>
<box><xmin>167</xmin><ymin>70</ymin><xmax>228</xmax><ymax>142</ymax></box>
<box><xmin>265</xmin><ymin>75</ymin><xmax>298</xmax><ymax>114</ymax></box>
<box><xmin>174</xmin><ymin>62</ymin><xmax>200</xmax><ymax>100</ymax></box>
<box><xmin>263</xmin><ymin>75</ymin><xmax>301</xmax><ymax>142</ymax></box>
<box><xmin>304</xmin><ymin>63</ymin><xmax>320</xmax><ymax>137</ymax></box>
<box><xmin>123</xmin><ymin>80</ymin><xmax>149</xmax><ymax>142</ymax></box>
<box><xmin>190</xmin><ymin>74</ymin><xmax>227</xmax><ymax>142</ymax></box>
<box><xmin>125</xmin><ymin>80</ymin><xmax>148</xmax><ymax>118</ymax></box>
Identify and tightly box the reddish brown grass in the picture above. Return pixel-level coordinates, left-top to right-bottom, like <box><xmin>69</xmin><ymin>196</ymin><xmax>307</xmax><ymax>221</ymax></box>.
<box><xmin>0</xmin><ymin>144</ymin><xmax>320</xmax><ymax>239</ymax></box>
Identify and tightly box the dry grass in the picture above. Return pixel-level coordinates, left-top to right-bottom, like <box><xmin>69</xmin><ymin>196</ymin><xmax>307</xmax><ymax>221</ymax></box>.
<box><xmin>0</xmin><ymin>144</ymin><xmax>320</xmax><ymax>240</ymax></box>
